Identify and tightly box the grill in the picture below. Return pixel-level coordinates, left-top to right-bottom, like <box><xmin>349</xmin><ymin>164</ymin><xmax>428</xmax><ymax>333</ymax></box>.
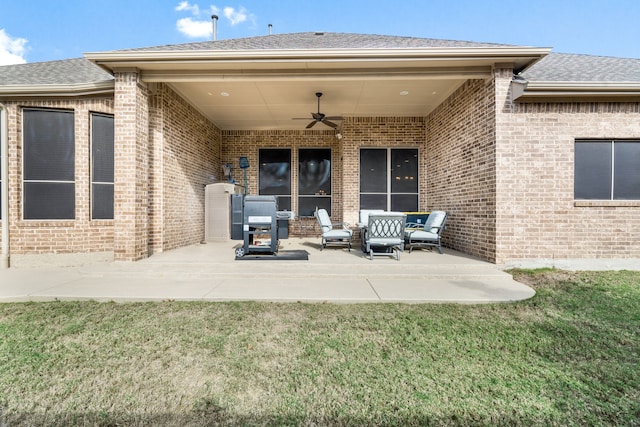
<box><xmin>237</xmin><ymin>196</ymin><xmax>278</xmax><ymax>257</ymax></box>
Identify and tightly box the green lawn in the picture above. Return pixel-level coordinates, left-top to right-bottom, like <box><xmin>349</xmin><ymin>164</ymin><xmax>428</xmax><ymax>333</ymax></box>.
<box><xmin>0</xmin><ymin>270</ymin><xmax>638</xmax><ymax>426</ymax></box>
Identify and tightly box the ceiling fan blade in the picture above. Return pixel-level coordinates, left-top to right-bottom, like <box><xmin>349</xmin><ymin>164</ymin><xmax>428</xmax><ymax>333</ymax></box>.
<box><xmin>325</xmin><ymin>116</ymin><xmax>343</xmax><ymax>121</ymax></box>
<box><xmin>321</xmin><ymin>120</ymin><xmax>338</xmax><ymax>128</ymax></box>
<box><xmin>306</xmin><ymin>121</ymin><xmax>317</xmax><ymax>129</ymax></box>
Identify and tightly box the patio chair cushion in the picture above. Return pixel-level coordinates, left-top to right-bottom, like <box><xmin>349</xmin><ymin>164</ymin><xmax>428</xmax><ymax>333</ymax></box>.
<box><xmin>368</xmin><ymin>236</ymin><xmax>403</xmax><ymax>246</ymax></box>
<box><xmin>423</xmin><ymin>211</ymin><xmax>446</xmax><ymax>233</ymax></box>
<box><xmin>408</xmin><ymin>230</ymin><xmax>438</xmax><ymax>241</ymax></box>
<box><xmin>358</xmin><ymin>209</ymin><xmax>384</xmax><ymax>227</ymax></box>
<box><xmin>323</xmin><ymin>229</ymin><xmax>353</xmax><ymax>239</ymax></box>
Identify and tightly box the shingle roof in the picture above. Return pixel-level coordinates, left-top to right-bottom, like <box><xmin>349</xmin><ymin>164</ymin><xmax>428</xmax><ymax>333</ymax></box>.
<box><xmin>520</xmin><ymin>52</ymin><xmax>640</xmax><ymax>82</ymax></box>
<box><xmin>0</xmin><ymin>57</ymin><xmax>113</xmax><ymax>86</ymax></box>
<box><xmin>119</xmin><ymin>31</ymin><xmax>514</xmax><ymax>52</ymax></box>
<box><xmin>2</xmin><ymin>34</ymin><xmax>639</xmax><ymax>90</ymax></box>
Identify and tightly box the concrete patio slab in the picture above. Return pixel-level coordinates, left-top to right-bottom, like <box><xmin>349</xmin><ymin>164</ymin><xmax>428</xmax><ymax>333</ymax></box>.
<box><xmin>0</xmin><ymin>238</ymin><xmax>536</xmax><ymax>304</ymax></box>
<box><xmin>203</xmin><ymin>278</ymin><xmax>380</xmax><ymax>302</ymax></box>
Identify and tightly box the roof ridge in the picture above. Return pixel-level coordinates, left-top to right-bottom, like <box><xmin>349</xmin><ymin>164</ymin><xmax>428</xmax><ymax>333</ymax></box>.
<box><xmin>548</xmin><ymin>51</ymin><xmax>640</xmax><ymax>61</ymax></box>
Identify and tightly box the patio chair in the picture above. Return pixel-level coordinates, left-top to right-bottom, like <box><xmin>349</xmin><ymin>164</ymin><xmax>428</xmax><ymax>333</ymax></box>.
<box><xmin>405</xmin><ymin>210</ymin><xmax>447</xmax><ymax>254</ymax></box>
<box><xmin>315</xmin><ymin>208</ymin><xmax>353</xmax><ymax>251</ymax></box>
<box><xmin>357</xmin><ymin>209</ymin><xmax>384</xmax><ymax>242</ymax></box>
<box><xmin>363</xmin><ymin>212</ymin><xmax>406</xmax><ymax>260</ymax></box>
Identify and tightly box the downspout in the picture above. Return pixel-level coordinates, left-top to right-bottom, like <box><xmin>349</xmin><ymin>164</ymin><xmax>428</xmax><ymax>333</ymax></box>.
<box><xmin>0</xmin><ymin>103</ymin><xmax>8</xmax><ymax>268</ymax></box>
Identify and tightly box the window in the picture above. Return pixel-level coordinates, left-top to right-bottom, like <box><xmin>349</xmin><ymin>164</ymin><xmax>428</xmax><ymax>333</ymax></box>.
<box><xmin>23</xmin><ymin>109</ymin><xmax>75</xmax><ymax>220</ymax></box>
<box><xmin>575</xmin><ymin>140</ymin><xmax>640</xmax><ymax>200</ymax></box>
<box><xmin>259</xmin><ymin>149</ymin><xmax>291</xmax><ymax>210</ymax></box>
<box><xmin>360</xmin><ymin>148</ymin><xmax>419</xmax><ymax>211</ymax></box>
<box><xmin>91</xmin><ymin>113</ymin><xmax>114</xmax><ymax>219</ymax></box>
<box><xmin>298</xmin><ymin>148</ymin><xmax>331</xmax><ymax>217</ymax></box>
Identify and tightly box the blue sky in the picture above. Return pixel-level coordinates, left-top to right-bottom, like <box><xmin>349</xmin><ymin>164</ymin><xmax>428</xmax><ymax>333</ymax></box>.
<box><xmin>1</xmin><ymin>0</ymin><xmax>639</xmax><ymax>65</ymax></box>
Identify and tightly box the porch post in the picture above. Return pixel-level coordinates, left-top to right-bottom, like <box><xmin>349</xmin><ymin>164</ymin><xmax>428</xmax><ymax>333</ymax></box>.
<box><xmin>339</xmin><ymin>119</ymin><xmax>360</xmax><ymax>226</ymax></box>
<box><xmin>113</xmin><ymin>70</ymin><xmax>150</xmax><ymax>261</ymax></box>
<box><xmin>494</xmin><ymin>64</ymin><xmax>516</xmax><ymax>265</ymax></box>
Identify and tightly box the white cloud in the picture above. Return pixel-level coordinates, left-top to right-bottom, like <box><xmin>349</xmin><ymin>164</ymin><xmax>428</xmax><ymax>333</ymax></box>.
<box><xmin>223</xmin><ymin>6</ymin><xmax>248</xmax><ymax>26</ymax></box>
<box><xmin>175</xmin><ymin>1</ymin><xmax>200</xmax><ymax>15</ymax></box>
<box><xmin>0</xmin><ymin>28</ymin><xmax>27</xmax><ymax>65</ymax></box>
<box><xmin>175</xmin><ymin>3</ymin><xmax>253</xmax><ymax>38</ymax></box>
<box><xmin>176</xmin><ymin>17</ymin><xmax>212</xmax><ymax>38</ymax></box>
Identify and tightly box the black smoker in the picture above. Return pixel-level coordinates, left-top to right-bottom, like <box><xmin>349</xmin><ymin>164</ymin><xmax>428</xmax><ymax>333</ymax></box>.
<box><xmin>237</xmin><ymin>196</ymin><xmax>278</xmax><ymax>257</ymax></box>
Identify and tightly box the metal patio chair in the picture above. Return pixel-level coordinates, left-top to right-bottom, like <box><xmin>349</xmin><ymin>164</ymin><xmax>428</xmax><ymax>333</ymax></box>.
<box><xmin>315</xmin><ymin>208</ymin><xmax>353</xmax><ymax>251</ymax></box>
<box><xmin>363</xmin><ymin>212</ymin><xmax>406</xmax><ymax>260</ymax></box>
<box><xmin>405</xmin><ymin>210</ymin><xmax>447</xmax><ymax>254</ymax></box>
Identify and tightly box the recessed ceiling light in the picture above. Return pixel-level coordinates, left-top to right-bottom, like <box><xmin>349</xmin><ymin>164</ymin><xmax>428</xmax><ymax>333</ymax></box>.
<box><xmin>399</xmin><ymin>90</ymin><xmax>409</xmax><ymax>96</ymax></box>
<box><xmin>220</xmin><ymin>91</ymin><xmax>230</xmax><ymax>97</ymax></box>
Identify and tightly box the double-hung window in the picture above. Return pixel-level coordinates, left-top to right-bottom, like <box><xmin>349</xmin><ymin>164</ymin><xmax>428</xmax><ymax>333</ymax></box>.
<box><xmin>91</xmin><ymin>113</ymin><xmax>114</xmax><ymax>219</ymax></box>
<box><xmin>23</xmin><ymin>109</ymin><xmax>75</xmax><ymax>220</ymax></box>
<box><xmin>258</xmin><ymin>148</ymin><xmax>291</xmax><ymax>210</ymax></box>
<box><xmin>298</xmin><ymin>148</ymin><xmax>331</xmax><ymax>216</ymax></box>
<box><xmin>575</xmin><ymin>140</ymin><xmax>640</xmax><ymax>200</ymax></box>
<box><xmin>360</xmin><ymin>148</ymin><xmax>419</xmax><ymax>211</ymax></box>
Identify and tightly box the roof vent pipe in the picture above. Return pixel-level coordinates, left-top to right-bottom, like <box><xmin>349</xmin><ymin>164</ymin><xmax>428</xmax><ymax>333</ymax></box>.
<box><xmin>268</xmin><ymin>24</ymin><xmax>273</xmax><ymax>35</ymax></box>
<box><xmin>211</xmin><ymin>15</ymin><xmax>218</xmax><ymax>41</ymax></box>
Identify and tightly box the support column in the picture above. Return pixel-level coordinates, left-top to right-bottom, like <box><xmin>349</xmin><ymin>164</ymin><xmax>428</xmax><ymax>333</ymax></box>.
<box><xmin>340</xmin><ymin>118</ymin><xmax>360</xmax><ymax>226</ymax></box>
<box><xmin>147</xmin><ymin>84</ymin><xmax>164</xmax><ymax>255</ymax></box>
<box><xmin>113</xmin><ymin>71</ymin><xmax>150</xmax><ymax>261</ymax></box>
<box><xmin>494</xmin><ymin>65</ymin><xmax>516</xmax><ymax>265</ymax></box>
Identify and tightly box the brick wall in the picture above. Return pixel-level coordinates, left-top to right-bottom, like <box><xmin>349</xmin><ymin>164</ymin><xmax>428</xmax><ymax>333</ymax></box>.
<box><xmin>152</xmin><ymin>83</ymin><xmax>221</xmax><ymax>252</ymax></box>
<box><xmin>426</xmin><ymin>76</ymin><xmax>498</xmax><ymax>261</ymax></box>
<box><xmin>496</xmin><ymin>99</ymin><xmax>640</xmax><ymax>263</ymax></box>
<box><xmin>0</xmin><ymin>98</ymin><xmax>114</xmax><ymax>257</ymax></box>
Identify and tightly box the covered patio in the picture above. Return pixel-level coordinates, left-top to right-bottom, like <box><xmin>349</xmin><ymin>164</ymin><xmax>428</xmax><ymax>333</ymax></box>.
<box><xmin>0</xmin><ymin>237</ymin><xmax>534</xmax><ymax>303</ymax></box>
<box><xmin>83</xmin><ymin>32</ymin><xmax>549</xmax><ymax>264</ymax></box>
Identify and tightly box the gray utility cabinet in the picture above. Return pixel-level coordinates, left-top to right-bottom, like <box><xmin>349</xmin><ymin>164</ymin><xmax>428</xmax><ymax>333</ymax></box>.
<box><xmin>242</xmin><ymin>196</ymin><xmax>278</xmax><ymax>255</ymax></box>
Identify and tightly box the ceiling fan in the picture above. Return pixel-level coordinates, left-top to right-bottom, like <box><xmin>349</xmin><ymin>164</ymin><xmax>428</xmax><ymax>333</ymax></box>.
<box><xmin>293</xmin><ymin>92</ymin><xmax>343</xmax><ymax>129</ymax></box>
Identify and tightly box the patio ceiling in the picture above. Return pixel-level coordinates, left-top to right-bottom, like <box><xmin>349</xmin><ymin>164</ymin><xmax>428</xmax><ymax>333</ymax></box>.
<box><xmin>167</xmin><ymin>77</ymin><xmax>468</xmax><ymax>130</ymax></box>
<box><xmin>87</xmin><ymin>46</ymin><xmax>550</xmax><ymax>131</ymax></box>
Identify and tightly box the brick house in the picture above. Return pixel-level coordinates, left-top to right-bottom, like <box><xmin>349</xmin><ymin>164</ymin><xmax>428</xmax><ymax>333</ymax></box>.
<box><xmin>0</xmin><ymin>32</ymin><xmax>638</xmax><ymax>268</ymax></box>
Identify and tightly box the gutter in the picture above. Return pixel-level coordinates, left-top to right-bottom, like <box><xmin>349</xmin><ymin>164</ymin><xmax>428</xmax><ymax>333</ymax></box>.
<box><xmin>0</xmin><ymin>81</ymin><xmax>114</xmax><ymax>98</ymax></box>
<box><xmin>85</xmin><ymin>46</ymin><xmax>551</xmax><ymax>76</ymax></box>
<box><xmin>85</xmin><ymin>46</ymin><xmax>552</xmax><ymax>61</ymax></box>
<box><xmin>512</xmin><ymin>79</ymin><xmax>640</xmax><ymax>101</ymax></box>
<box><xmin>0</xmin><ymin>102</ymin><xmax>8</xmax><ymax>268</ymax></box>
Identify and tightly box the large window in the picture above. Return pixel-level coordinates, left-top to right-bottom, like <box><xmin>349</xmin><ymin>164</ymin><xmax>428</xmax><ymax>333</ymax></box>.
<box><xmin>298</xmin><ymin>148</ymin><xmax>331</xmax><ymax>217</ymax></box>
<box><xmin>23</xmin><ymin>109</ymin><xmax>75</xmax><ymax>220</ymax></box>
<box><xmin>575</xmin><ymin>140</ymin><xmax>640</xmax><ymax>200</ymax></box>
<box><xmin>91</xmin><ymin>113</ymin><xmax>114</xmax><ymax>219</ymax></box>
<box><xmin>360</xmin><ymin>148</ymin><xmax>418</xmax><ymax>211</ymax></box>
<box><xmin>259</xmin><ymin>149</ymin><xmax>291</xmax><ymax>210</ymax></box>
